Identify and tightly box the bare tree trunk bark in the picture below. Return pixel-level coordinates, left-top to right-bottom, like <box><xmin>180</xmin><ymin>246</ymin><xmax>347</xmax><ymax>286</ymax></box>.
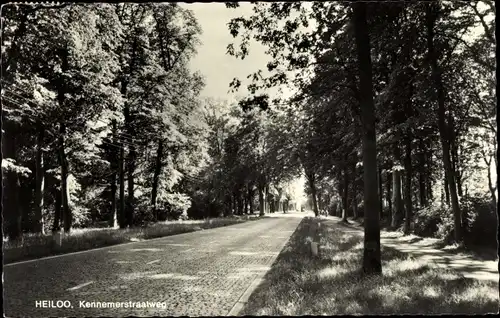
<box><xmin>308</xmin><ymin>173</ymin><xmax>320</xmax><ymax>217</ymax></box>
<box><xmin>34</xmin><ymin>123</ymin><xmax>45</xmax><ymax>234</ymax></box>
<box><xmin>244</xmin><ymin>190</ymin><xmax>249</xmax><ymax>215</ymax></box>
<box><xmin>386</xmin><ymin>169</ymin><xmax>392</xmax><ymax>223</ymax></box>
<box><xmin>238</xmin><ymin>190</ymin><xmax>244</xmax><ymax>215</ymax></box>
<box><xmin>248</xmin><ymin>186</ymin><xmax>254</xmax><ymax>214</ymax></box>
<box><xmin>311</xmin><ymin>187</ymin><xmax>319</xmax><ymax>217</ymax></box>
<box><xmin>427</xmin><ymin>145</ymin><xmax>434</xmax><ymax>203</ymax></box>
<box><xmin>403</xmin><ymin>134</ymin><xmax>413</xmax><ymax>235</ymax></box>
<box><xmin>52</xmin><ymin>187</ymin><xmax>62</xmax><ymax>233</ymax></box>
<box><xmin>378</xmin><ymin>166</ymin><xmax>383</xmax><ymax>220</ymax></box>
<box><xmin>342</xmin><ymin>166</ymin><xmax>349</xmax><ymax>222</ymax></box>
<box><xmin>258</xmin><ymin>183</ymin><xmax>265</xmax><ymax>216</ymax></box>
<box><xmin>110</xmin><ymin>120</ymin><xmax>118</xmax><ymax>228</ymax></box>
<box><xmin>352</xmin><ymin>167</ymin><xmax>358</xmax><ymax>220</ymax></box>
<box><xmin>58</xmin><ymin>123</ymin><xmax>71</xmax><ymax>234</ymax></box>
<box><xmin>125</xmin><ymin>106</ymin><xmax>135</xmax><ymax>227</ymax></box>
<box><xmin>1</xmin><ymin>123</ymin><xmax>20</xmax><ymax>240</ymax></box>
<box><xmin>451</xmin><ymin>139</ymin><xmax>463</xmax><ymax>198</ymax></box>
<box><xmin>265</xmin><ymin>185</ymin><xmax>270</xmax><ymax>214</ymax></box>
<box><xmin>444</xmin><ymin>174</ymin><xmax>450</xmax><ymax>205</ymax></box>
<box><xmin>151</xmin><ymin>140</ymin><xmax>164</xmax><ymax>221</ymax></box>
<box><xmin>5</xmin><ymin>171</ymin><xmax>22</xmax><ymax>240</ymax></box>
<box><xmin>353</xmin><ymin>1</ymin><xmax>381</xmax><ymax>274</ymax></box>
<box><xmin>392</xmin><ymin>141</ymin><xmax>404</xmax><ymax>228</ymax></box>
<box><xmin>485</xmin><ymin>155</ymin><xmax>497</xmax><ymax>208</ymax></box>
<box><xmin>118</xmin><ymin>142</ymin><xmax>126</xmax><ymax>227</ymax></box>
<box><xmin>418</xmin><ymin>139</ymin><xmax>427</xmax><ymax>207</ymax></box>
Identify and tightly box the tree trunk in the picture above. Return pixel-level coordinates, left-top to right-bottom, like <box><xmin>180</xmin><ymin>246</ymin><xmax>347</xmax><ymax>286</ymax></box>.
<box><xmin>444</xmin><ymin>175</ymin><xmax>450</xmax><ymax>206</ymax></box>
<box><xmin>4</xmin><ymin>171</ymin><xmax>22</xmax><ymax>240</ymax></box>
<box><xmin>378</xmin><ymin>166</ymin><xmax>383</xmax><ymax>220</ymax></box>
<box><xmin>392</xmin><ymin>170</ymin><xmax>403</xmax><ymax>228</ymax></box>
<box><xmin>238</xmin><ymin>190</ymin><xmax>244</xmax><ymax>215</ymax></box>
<box><xmin>342</xmin><ymin>166</ymin><xmax>349</xmax><ymax>222</ymax></box>
<box><xmin>109</xmin><ymin>120</ymin><xmax>118</xmax><ymax>228</ymax></box>
<box><xmin>58</xmin><ymin>123</ymin><xmax>71</xmax><ymax>234</ymax></box>
<box><xmin>34</xmin><ymin>123</ymin><xmax>45</xmax><ymax>234</ymax></box>
<box><xmin>52</xmin><ymin>187</ymin><xmax>62</xmax><ymax>233</ymax></box>
<box><xmin>237</xmin><ymin>191</ymin><xmax>242</xmax><ymax>215</ymax></box>
<box><xmin>352</xmin><ymin>163</ymin><xmax>358</xmax><ymax>219</ymax></box>
<box><xmin>258</xmin><ymin>185</ymin><xmax>265</xmax><ymax>216</ymax></box>
<box><xmin>392</xmin><ymin>143</ymin><xmax>403</xmax><ymax>229</ymax></box>
<box><xmin>151</xmin><ymin>139</ymin><xmax>164</xmax><ymax>221</ymax></box>
<box><xmin>248</xmin><ymin>186</ymin><xmax>254</xmax><ymax>214</ymax></box>
<box><xmin>456</xmin><ymin>170</ymin><xmax>463</xmax><ymax>198</ymax></box>
<box><xmin>485</xmin><ymin>155</ymin><xmax>497</xmax><ymax>208</ymax></box>
<box><xmin>118</xmin><ymin>141</ymin><xmax>126</xmax><ymax>228</ymax></box>
<box><xmin>426</xmin><ymin>2</ymin><xmax>462</xmax><ymax>243</ymax></box>
<box><xmin>449</xmin><ymin>114</ymin><xmax>464</xmax><ymax>199</ymax></box>
<box><xmin>307</xmin><ymin>172</ymin><xmax>319</xmax><ymax>216</ymax></box>
<box><xmin>418</xmin><ymin>141</ymin><xmax>427</xmax><ymax>207</ymax></box>
<box><xmin>403</xmin><ymin>134</ymin><xmax>413</xmax><ymax>235</ymax></box>
<box><xmin>231</xmin><ymin>192</ymin><xmax>235</xmax><ymax>215</ymax></box>
<box><xmin>125</xmin><ymin>106</ymin><xmax>135</xmax><ymax>227</ymax></box>
<box><xmin>427</xmin><ymin>144</ymin><xmax>434</xmax><ymax>203</ymax></box>
<box><xmin>386</xmin><ymin>170</ymin><xmax>392</xmax><ymax>223</ymax></box>
<box><xmin>244</xmin><ymin>191</ymin><xmax>249</xmax><ymax>214</ymax></box>
<box><xmin>2</xmin><ymin>11</ymin><xmax>28</xmax><ymax>240</ymax></box>
<box><xmin>311</xmin><ymin>188</ymin><xmax>319</xmax><ymax>217</ymax></box>
<box><xmin>230</xmin><ymin>193</ymin><xmax>234</xmax><ymax>215</ymax></box>
<box><xmin>353</xmin><ymin>1</ymin><xmax>381</xmax><ymax>275</ymax></box>
<box><xmin>308</xmin><ymin>174</ymin><xmax>320</xmax><ymax>217</ymax></box>
<box><xmin>265</xmin><ymin>185</ymin><xmax>270</xmax><ymax>214</ymax></box>
<box><xmin>454</xmin><ymin>143</ymin><xmax>464</xmax><ymax>197</ymax></box>
<box><xmin>418</xmin><ymin>170</ymin><xmax>426</xmax><ymax>207</ymax></box>
<box><xmin>227</xmin><ymin>195</ymin><xmax>231</xmax><ymax>216</ymax></box>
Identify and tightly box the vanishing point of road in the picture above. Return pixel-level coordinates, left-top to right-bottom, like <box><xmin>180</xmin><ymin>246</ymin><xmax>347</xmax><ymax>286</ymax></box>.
<box><xmin>4</xmin><ymin>212</ymin><xmax>307</xmax><ymax>317</ymax></box>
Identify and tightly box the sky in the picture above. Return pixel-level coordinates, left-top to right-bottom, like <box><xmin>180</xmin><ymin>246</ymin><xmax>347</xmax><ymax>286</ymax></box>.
<box><xmin>182</xmin><ymin>2</ymin><xmax>490</xmax><ymax>102</ymax></box>
<box><xmin>180</xmin><ymin>3</ymin><xmax>272</xmax><ymax>103</ymax></box>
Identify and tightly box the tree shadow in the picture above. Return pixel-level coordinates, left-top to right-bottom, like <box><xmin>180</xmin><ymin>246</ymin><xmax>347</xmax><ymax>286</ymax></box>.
<box><xmin>242</xmin><ymin>217</ymin><xmax>499</xmax><ymax>316</ymax></box>
<box><xmin>405</xmin><ymin>237</ymin><xmax>424</xmax><ymax>244</ymax></box>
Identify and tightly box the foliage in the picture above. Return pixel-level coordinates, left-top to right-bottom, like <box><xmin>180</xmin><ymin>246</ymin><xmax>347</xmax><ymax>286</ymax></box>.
<box><xmin>225</xmin><ymin>1</ymin><xmax>496</xmax><ymax>247</ymax></box>
<box><xmin>414</xmin><ymin>193</ymin><xmax>495</xmax><ymax>247</ymax></box>
<box><xmin>158</xmin><ymin>192</ymin><xmax>192</xmax><ymax>220</ymax></box>
<box><xmin>1</xmin><ymin>3</ymin><xmax>212</xmax><ymax>237</ymax></box>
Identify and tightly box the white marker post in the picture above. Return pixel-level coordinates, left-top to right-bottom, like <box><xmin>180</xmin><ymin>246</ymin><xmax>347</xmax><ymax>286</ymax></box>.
<box><xmin>309</xmin><ymin>220</ymin><xmax>321</xmax><ymax>257</ymax></box>
<box><xmin>310</xmin><ymin>241</ymin><xmax>319</xmax><ymax>257</ymax></box>
<box><xmin>53</xmin><ymin>230</ymin><xmax>63</xmax><ymax>247</ymax></box>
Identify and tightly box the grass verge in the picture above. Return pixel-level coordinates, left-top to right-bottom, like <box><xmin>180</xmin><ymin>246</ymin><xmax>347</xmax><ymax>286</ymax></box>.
<box><xmin>3</xmin><ymin>216</ymin><xmax>259</xmax><ymax>265</ymax></box>
<box><xmin>241</xmin><ymin>217</ymin><xmax>499</xmax><ymax>315</ymax></box>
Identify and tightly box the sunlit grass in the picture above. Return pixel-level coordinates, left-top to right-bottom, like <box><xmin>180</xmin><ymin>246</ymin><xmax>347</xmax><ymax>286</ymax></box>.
<box><xmin>241</xmin><ymin>217</ymin><xmax>499</xmax><ymax>315</ymax></box>
<box><xmin>3</xmin><ymin>216</ymin><xmax>258</xmax><ymax>264</ymax></box>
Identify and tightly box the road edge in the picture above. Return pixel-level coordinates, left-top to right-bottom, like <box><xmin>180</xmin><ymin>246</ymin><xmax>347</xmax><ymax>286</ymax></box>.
<box><xmin>4</xmin><ymin>218</ymin><xmax>262</xmax><ymax>268</ymax></box>
<box><xmin>226</xmin><ymin>221</ymin><xmax>299</xmax><ymax>316</ymax></box>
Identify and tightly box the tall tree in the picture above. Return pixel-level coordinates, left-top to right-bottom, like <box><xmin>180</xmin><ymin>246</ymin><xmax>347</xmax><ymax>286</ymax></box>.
<box><xmin>352</xmin><ymin>2</ymin><xmax>382</xmax><ymax>274</ymax></box>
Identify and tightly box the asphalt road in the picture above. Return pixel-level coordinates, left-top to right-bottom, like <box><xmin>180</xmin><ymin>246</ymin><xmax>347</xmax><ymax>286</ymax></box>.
<box><xmin>4</xmin><ymin>213</ymin><xmax>307</xmax><ymax>317</ymax></box>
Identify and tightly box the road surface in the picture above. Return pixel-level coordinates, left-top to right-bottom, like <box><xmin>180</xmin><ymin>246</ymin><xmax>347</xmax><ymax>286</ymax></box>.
<box><xmin>4</xmin><ymin>213</ymin><xmax>307</xmax><ymax>317</ymax></box>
